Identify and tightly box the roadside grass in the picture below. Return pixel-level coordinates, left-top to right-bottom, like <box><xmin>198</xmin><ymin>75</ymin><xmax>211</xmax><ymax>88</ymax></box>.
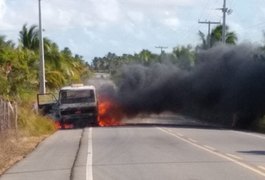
<box><xmin>18</xmin><ymin>92</ymin><xmax>56</xmax><ymax>135</ymax></box>
<box><xmin>18</xmin><ymin>104</ymin><xmax>56</xmax><ymax>136</ymax></box>
<box><xmin>0</xmin><ymin>100</ymin><xmax>56</xmax><ymax>175</ymax></box>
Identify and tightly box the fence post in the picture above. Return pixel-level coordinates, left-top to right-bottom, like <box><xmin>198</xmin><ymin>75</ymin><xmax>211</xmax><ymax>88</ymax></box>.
<box><xmin>1</xmin><ymin>99</ymin><xmax>5</xmax><ymax>131</ymax></box>
<box><xmin>0</xmin><ymin>99</ymin><xmax>3</xmax><ymax>131</ymax></box>
<box><xmin>8</xmin><ymin>101</ymin><xmax>16</xmax><ymax>129</ymax></box>
<box><xmin>7</xmin><ymin>101</ymin><xmax>10</xmax><ymax>129</ymax></box>
<box><xmin>4</xmin><ymin>100</ymin><xmax>6</xmax><ymax>130</ymax></box>
<box><xmin>13</xmin><ymin>101</ymin><xmax>17</xmax><ymax>130</ymax></box>
<box><xmin>0</xmin><ymin>100</ymin><xmax>18</xmax><ymax>131</ymax></box>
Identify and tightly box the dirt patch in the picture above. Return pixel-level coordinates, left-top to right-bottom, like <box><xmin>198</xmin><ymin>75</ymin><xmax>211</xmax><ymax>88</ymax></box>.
<box><xmin>0</xmin><ymin>130</ymin><xmax>48</xmax><ymax>175</ymax></box>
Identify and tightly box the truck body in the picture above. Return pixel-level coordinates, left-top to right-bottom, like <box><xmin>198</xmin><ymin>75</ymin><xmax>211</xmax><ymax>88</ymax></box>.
<box><xmin>37</xmin><ymin>84</ymin><xmax>98</xmax><ymax>128</ymax></box>
<box><xmin>58</xmin><ymin>84</ymin><xmax>98</xmax><ymax>127</ymax></box>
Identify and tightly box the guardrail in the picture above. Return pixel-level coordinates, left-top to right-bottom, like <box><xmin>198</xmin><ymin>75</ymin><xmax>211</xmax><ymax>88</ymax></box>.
<box><xmin>0</xmin><ymin>99</ymin><xmax>17</xmax><ymax>131</ymax></box>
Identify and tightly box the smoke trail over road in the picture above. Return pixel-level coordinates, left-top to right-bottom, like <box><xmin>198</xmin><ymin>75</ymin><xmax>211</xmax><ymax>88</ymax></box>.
<box><xmin>99</xmin><ymin>44</ymin><xmax>265</xmax><ymax>128</ymax></box>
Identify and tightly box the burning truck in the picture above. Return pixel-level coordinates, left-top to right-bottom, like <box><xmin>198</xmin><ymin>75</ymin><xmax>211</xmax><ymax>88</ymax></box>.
<box><xmin>37</xmin><ymin>84</ymin><xmax>99</xmax><ymax>128</ymax></box>
<box><xmin>57</xmin><ymin>84</ymin><xmax>99</xmax><ymax>128</ymax></box>
<box><xmin>37</xmin><ymin>83</ymin><xmax>123</xmax><ymax>128</ymax></box>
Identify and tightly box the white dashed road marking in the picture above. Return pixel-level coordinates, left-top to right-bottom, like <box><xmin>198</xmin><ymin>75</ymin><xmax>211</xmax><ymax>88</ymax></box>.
<box><xmin>203</xmin><ymin>145</ymin><xmax>216</xmax><ymax>151</ymax></box>
<box><xmin>226</xmin><ymin>153</ymin><xmax>243</xmax><ymax>160</ymax></box>
<box><xmin>158</xmin><ymin>127</ymin><xmax>265</xmax><ymax>178</ymax></box>
<box><xmin>86</xmin><ymin>128</ymin><xmax>93</xmax><ymax>180</ymax></box>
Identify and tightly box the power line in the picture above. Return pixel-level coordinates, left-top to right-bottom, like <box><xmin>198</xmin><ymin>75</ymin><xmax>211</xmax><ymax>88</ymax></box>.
<box><xmin>155</xmin><ymin>46</ymin><xmax>168</xmax><ymax>54</ymax></box>
<box><xmin>180</xmin><ymin>0</ymin><xmax>221</xmax><ymax>47</ymax></box>
<box><xmin>198</xmin><ymin>20</ymin><xmax>220</xmax><ymax>48</ymax></box>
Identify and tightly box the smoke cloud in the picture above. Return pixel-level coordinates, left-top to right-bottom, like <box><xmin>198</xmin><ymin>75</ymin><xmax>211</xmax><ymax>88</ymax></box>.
<box><xmin>99</xmin><ymin>44</ymin><xmax>265</xmax><ymax>128</ymax></box>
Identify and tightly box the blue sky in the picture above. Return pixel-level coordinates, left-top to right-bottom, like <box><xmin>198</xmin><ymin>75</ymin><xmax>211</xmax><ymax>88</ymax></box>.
<box><xmin>0</xmin><ymin>0</ymin><xmax>265</xmax><ymax>62</ymax></box>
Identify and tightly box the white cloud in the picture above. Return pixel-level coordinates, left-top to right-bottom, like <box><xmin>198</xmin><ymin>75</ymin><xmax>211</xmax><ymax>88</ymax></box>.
<box><xmin>123</xmin><ymin>0</ymin><xmax>202</xmax><ymax>9</ymax></box>
<box><xmin>90</xmin><ymin>0</ymin><xmax>121</xmax><ymax>22</ymax></box>
<box><xmin>0</xmin><ymin>0</ymin><xmax>6</xmax><ymax>18</ymax></box>
<box><xmin>109</xmin><ymin>39</ymin><xmax>120</xmax><ymax>47</ymax></box>
<box><xmin>162</xmin><ymin>17</ymin><xmax>180</xmax><ymax>31</ymax></box>
<box><xmin>42</xmin><ymin>0</ymin><xmax>123</xmax><ymax>30</ymax></box>
<box><xmin>229</xmin><ymin>21</ymin><xmax>245</xmax><ymax>40</ymax></box>
<box><xmin>0</xmin><ymin>0</ymin><xmax>15</xmax><ymax>30</ymax></box>
<box><xmin>0</xmin><ymin>0</ymin><xmax>263</xmax><ymax>61</ymax></box>
<box><xmin>127</xmin><ymin>11</ymin><xmax>145</xmax><ymax>24</ymax></box>
<box><xmin>0</xmin><ymin>0</ymin><xmax>203</xmax><ymax>33</ymax></box>
<box><xmin>83</xmin><ymin>28</ymin><xmax>97</xmax><ymax>40</ymax></box>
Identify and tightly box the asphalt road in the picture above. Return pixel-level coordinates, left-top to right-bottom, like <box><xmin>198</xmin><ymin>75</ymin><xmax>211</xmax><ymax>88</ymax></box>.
<box><xmin>1</xmin><ymin>116</ymin><xmax>265</xmax><ymax>180</ymax></box>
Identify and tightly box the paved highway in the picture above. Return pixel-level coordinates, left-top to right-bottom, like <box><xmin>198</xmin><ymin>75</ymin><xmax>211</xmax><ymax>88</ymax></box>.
<box><xmin>1</xmin><ymin>116</ymin><xmax>265</xmax><ymax>180</ymax></box>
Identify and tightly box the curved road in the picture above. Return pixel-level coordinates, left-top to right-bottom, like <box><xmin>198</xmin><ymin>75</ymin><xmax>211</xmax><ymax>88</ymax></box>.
<box><xmin>1</xmin><ymin>115</ymin><xmax>265</xmax><ymax>180</ymax></box>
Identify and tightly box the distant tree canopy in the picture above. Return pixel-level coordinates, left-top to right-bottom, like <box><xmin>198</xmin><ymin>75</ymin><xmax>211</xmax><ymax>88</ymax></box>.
<box><xmin>91</xmin><ymin>46</ymin><xmax>196</xmax><ymax>75</ymax></box>
<box><xmin>90</xmin><ymin>26</ymin><xmax>239</xmax><ymax>73</ymax></box>
<box><xmin>197</xmin><ymin>25</ymin><xmax>238</xmax><ymax>50</ymax></box>
<box><xmin>0</xmin><ymin>23</ymin><xmax>91</xmax><ymax>98</ymax></box>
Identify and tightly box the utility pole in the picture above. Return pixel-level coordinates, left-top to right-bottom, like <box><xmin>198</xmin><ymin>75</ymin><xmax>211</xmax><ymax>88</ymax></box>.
<box><xmin>217</xmin><ymin>0</ymin><xmax>232</xmax><ymax>43</ymax></box>
<box><xmin>221</xmin><ymin>0</ymin><xmax>227</xmax><ymax>43</ymax></box>
<box><xmin>38</xmin><ymin>0</ymin><xmax>45</xmax><ymax>94</ymax></box>
<box><xmin>198</xmin><ymin>20</ymin><xmax>220</xmax><ymax>48</ymax></box>
<box><xmin>155</xmin><ymin>46</ymin><xmax>168</xmax><ymax>54</ymax></box>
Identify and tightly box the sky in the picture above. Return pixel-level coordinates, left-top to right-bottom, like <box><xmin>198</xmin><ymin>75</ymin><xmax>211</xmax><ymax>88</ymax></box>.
<box><xmin>0</xmin><ymin>0</ymin><xmax>265</xmax><ymax>62</ymax></box>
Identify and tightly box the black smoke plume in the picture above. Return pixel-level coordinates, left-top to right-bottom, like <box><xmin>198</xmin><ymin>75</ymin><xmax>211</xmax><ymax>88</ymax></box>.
<box><xmin>99</xmin><ymin>44</ymin><xmax>265</xmax><ymax>129</ymax></box>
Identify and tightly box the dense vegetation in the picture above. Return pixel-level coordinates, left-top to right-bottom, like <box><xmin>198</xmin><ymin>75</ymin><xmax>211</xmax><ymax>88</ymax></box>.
<box><xmin>0</xmin><ymin>24</ymin><xmax>91</xmax><ymax>100</ymax></box>
<box><xmin>91</xmin><ymin>25</ymin><xmax>238</xmax><ymax>73</ymax></box>
<box><xmin>0</xmin><ymin>24</ymin><xmax>91</xmax><ymax>136</ymax></box>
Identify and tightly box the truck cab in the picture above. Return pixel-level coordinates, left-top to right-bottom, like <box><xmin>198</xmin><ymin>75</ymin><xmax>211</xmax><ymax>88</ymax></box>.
<box><xmin>37</xmin><ymin>84</ymin><xmax>98</xmax><ymax>128</ymax></box>
<box><xmin>58</xmin><ymin>84</ymin><xmax>98</xmax><ymax>127</ymax></box>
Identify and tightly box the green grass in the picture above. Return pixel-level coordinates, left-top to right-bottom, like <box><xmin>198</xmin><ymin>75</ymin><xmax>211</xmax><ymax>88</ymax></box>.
<box><xmin>18</xmin><ymin>104</ymin><xmax>56</xmax><ymax>136</ymax></box>
<box><xmin>0</xmin><ymin>93</ymin><xmax>56</xmax><ymax>175</ymax></box>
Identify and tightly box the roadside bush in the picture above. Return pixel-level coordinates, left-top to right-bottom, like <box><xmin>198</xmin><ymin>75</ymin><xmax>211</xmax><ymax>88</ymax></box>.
<box><xmin>18</xmin><ymin>105</ymin><xmax>56</xmax><ymax>136</ymax></box>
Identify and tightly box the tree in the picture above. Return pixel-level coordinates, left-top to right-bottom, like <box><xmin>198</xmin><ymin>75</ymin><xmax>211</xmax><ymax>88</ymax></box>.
<box><xmin>19</xmin><ymin>24</ymin><xmax>39</xmax><ymax>50</ymax></box>
<box><xmin>0</xmin><ymin>24</ymin><xmax>91</xmax><ymax>97</ymax></box>
<box><xmin>138</xmin><ymin>49</ymin><xmax>155</xmax><ymax>65</ymax></box>
<box><xmin>172</xmin><ymin>45</ymin><xmax>195</xmax><ymax>70</ymax></box>
<box><xmin>43</xmin><ymin>38</ymin><xmax>62</xmax><ymax>70</ymax></box>
<box><xmin>210</xmin><ymin>25</ymin><xmax>238</xmax><ymax>45</ymax></box>
<box><xmin>0</xmin><ymin>35</ymin><xmax>15</xmax><ymax>49</ymax></box>
<box><xmin>198</xmin><ymin>25</ymin><xmax>238</xmax><ymax>50</ymax></box>
<box><xmin>198</xmin><ymin>31</ymin><xmax>208</xmax><ymax>50</ymax></box>
<box><xmin>61</xmin><ymin>47</ymin><xmax>72</xmax><ymax>57</ymax></box>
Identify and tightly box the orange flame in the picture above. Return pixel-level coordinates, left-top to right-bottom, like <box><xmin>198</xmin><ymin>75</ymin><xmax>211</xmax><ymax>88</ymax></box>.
<box><xmin>54</xmin><ymin>121</ymin><xmax>74</xmax><ymax>129</ymax></box>
<box><xmin>98</xmin><ymin>98</ymin><xmax>123</xmax><ymax>127</ymax></box>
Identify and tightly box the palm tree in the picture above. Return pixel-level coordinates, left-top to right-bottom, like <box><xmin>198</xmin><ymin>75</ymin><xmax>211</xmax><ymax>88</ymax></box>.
<box><xmin>210</xmin><ymin>25</ymin><xmax>238</xmax><ymax>45</ymax></box>
<box><xmin>138</xmin><ymin>49</ymin><xmax>155</xmax><ymax>65</ymax></box>
<box><xmin>0</xmin><ymin>35</ymin><xmax>15</xmax><ymax>48</ymax></box>
<box><xmin>43</xmin><ymin>38</ymin><xmax>62</xmax><ymax>70</ymax></box>
<box><xmin>19</xmin><ymin>24</ymin><xmax>39</xmax><ymax>50</ymax></box>
<box><xmin>198</xmin><ymin>25</ymin><xmax>238</xmax><ymax>50</ymax></box>
<box><xmin>173</xmin><ymin>45</ymin><xmax>195</xmax><ymax>70</ymax></box>
<box><xmin>198</xmin><ymin>31</ymin><xmax>208</xmax><ymax>50</ymax></box>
